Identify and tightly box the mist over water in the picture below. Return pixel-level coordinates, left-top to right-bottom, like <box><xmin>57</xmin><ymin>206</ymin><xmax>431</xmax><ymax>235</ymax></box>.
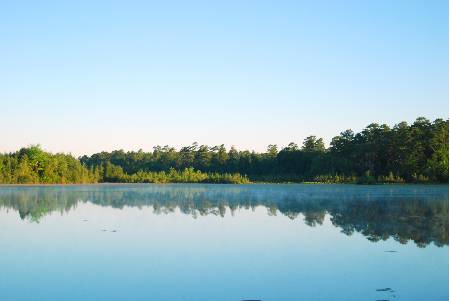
<box><xmin>0</xmin><ymin>184</ymin><xmax>448</xmax><ymax>301</ymax></box>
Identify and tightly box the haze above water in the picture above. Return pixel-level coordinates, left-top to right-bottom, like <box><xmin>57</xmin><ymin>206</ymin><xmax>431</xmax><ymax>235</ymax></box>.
<box><xmin>0</xmin><ymin>184</ymin><xmax>448</xmax><ymax>301</ymax></box>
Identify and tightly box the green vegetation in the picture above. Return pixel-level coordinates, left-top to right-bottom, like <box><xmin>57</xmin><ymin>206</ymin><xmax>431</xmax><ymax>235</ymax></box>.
<box><xmin>101</xmin><ymin>164</ymin><xmax>250</xmax><ymax>184</ymax></box>
<box><xmin>81</xmin><ymin>117</ymin><xmax>448</xmax><ymax>184</ymax></box>
<box><xmin>0</xmin><ymin>149</ymin><xmax>249</xmax><ymax>184</ymax></box>
<box><xmin>0</xmin><ymin>145</ymin><xmax>96</xmax><ymax>184</ymax></box>
<box><xmin>0</xmin><ymin>117</ymin><xmax>448</xmax><ymax>184</ymax></box>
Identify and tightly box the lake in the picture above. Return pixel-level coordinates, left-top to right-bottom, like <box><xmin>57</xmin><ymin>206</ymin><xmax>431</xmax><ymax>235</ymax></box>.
<box><xmin>0</xmin><ymin>184</ymin><xmax>448</xmax><ymax>301</ymax></box>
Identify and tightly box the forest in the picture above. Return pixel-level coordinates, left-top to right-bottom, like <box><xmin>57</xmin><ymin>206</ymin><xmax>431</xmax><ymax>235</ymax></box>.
<box><xmin>0</xmin><ymin>117</ymin><xmax>448</xmax><ymax>184</ymax></box>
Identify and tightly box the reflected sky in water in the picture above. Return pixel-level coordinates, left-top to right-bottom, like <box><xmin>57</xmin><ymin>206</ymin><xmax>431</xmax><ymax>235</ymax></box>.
<box><xmin>0</xmin><ymin>184</ymin><xmax>448</xmax><ymax>301</ymax></box>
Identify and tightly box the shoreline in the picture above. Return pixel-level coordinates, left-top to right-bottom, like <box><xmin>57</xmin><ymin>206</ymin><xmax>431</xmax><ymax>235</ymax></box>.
<box><xmin>0</xmin><ymin>182</ymin><xmax>447</xmax><ymax>187</ymax></box>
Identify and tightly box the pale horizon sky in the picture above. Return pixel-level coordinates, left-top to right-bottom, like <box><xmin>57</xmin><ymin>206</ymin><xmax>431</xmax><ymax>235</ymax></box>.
<box><xmin>1</xmin><ymin>0</ymin><xmax>448</xmax><ymax>156</ymax></box>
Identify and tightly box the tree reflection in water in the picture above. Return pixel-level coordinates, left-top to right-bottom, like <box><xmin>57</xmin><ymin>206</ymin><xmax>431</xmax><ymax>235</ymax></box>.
<box><xmin>0</xmin><ymin>184</ymin><xmax>447</xmax><ymax>247</ymax></box>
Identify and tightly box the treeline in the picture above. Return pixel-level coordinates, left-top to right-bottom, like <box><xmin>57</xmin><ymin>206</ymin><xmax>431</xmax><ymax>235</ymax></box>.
<box><xmin>98</xmin><ymin>163</ymin><xmax>250</xmax><ymax>184</ymax></box>
<box><xmin>80</xmin><ymin>117</ymin><xmax>448</xmax><ymax>184</ymax></box>
<box><xmin>0</xmin><ymin>117</ymin><xmax>448</xmax><ymax>184</ymax></box>
<box><xmin>0</xmin><ymin>146</ymin><xmax>95</xmax><ymax>184</ymax></box>
<box><xmin>0</xmin><ymin>147</ymin><xmax>249</xmax><ymax>184</ymax></box>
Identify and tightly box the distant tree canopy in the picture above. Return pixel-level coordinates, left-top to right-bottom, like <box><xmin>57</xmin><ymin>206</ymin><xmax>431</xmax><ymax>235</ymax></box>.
<box><xmin>0</xmin><ymin>117</ymin><xmax>448</xmax><ymax>184</ymax></box>
<box><xmin>79</xmin><ymin>117</ymin><xmax>448</xmax><ymax>184</ymax></box>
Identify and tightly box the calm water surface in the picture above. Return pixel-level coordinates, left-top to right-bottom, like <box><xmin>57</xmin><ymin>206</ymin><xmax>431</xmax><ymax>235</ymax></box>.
<box><xmin>0</xmin><ymin>184</ymin><xmax>448</xmax><ymax>301</ymax></box>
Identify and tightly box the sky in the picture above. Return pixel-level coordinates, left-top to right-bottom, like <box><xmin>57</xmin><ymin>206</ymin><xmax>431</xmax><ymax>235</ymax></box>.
<box><xmin>0</xmin><ymin>0</ymin><xmax>448</xmax><ymax>156</ymax></box>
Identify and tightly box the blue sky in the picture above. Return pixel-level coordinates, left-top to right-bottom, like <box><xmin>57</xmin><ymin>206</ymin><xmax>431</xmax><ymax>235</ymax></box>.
<box><xmin>0</xmin><ymin>0</ymin><xmax>448</xmax><ymax>155</ymax></box>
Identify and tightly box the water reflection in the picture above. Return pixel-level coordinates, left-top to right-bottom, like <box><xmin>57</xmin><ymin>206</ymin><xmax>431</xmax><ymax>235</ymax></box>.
<box><xmin>0</xmin><ymin>184</ymin><xmax>447</xmax><ymax>247</ymax></box>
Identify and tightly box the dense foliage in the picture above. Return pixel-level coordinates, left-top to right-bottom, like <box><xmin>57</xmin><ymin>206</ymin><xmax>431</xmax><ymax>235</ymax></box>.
<box><xmin>80</xmin><ymin>117</ymin><xmax>448</xmax><ymax>184</ymax></box>
<box><xmin>0</xmin><ymin>146</ymin><xmax>95</xmax><ymax>184</ymax></box>
<box><xmin>99</xmin><ymin>164</ymin><xmax>250</xmax><ymax>184</ymax></box>
<box><xmin>0</xmin><ymin>147</ymin><xmax>249</xmax><ymax>184</ymax></box>
<box><xmin>0</xmin><ymin>117</ymin><xmax>448</xmax><ymax>184</ymax></box>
